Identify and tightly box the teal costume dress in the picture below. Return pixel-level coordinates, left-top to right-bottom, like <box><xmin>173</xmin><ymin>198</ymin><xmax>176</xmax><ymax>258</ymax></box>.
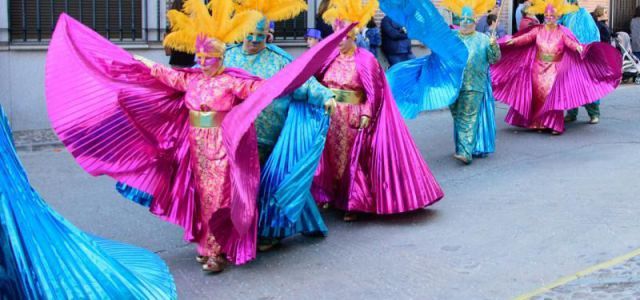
<box><xmin>224</xmin><ymin>44</ymin><xmax>335</xmax><ymax>241</ymax></box>
<box><xmin>453</xmin><ymin>31</ymin><xmax>501</xmax><ymax>162</ymax></box>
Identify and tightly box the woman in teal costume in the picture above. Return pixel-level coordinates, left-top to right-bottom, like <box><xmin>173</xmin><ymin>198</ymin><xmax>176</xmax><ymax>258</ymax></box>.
<box><xmin>382</xmin><ymin>0</ymin><xmax>499</xmax><ymax>165</ymax></box>
<box><xmin>224</xmin><ymin>17</ymin><xmax>336</xmax><ymax>250</ymax></box>
<box><xmin>451</xmin><ymin>7</ymin><xmax>501</xmax><ymax>164</ymax></box>
<box><xmin>0</xmin><ymin>106</ymin><xmax>176</xmax><ymax>299</ymax></box>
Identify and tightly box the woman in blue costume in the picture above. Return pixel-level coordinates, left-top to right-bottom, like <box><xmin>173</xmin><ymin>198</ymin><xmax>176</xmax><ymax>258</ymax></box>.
<box><xmin>559</xmin><ymin>0</ymin><xmax>602</xmax><ymax>124</ymax></box>
<box><xmin>382</xmin><ymin>0</ymin><xmax>500</xmax><ymax>165</ymax></box>
<box><xmin>0</xmin><ymin>106</ymin><xmax>176</xmax><ymax>299</ymax></box>
<box><xmin>223</xmin><ymin>0</ymin><xmax>337</xmax><ymax>251</ymax></box>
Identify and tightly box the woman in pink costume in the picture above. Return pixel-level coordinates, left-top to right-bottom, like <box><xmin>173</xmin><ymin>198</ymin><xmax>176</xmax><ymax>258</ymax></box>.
<box><xmin>45</xmin><ymin>0</ymin><xmax>351</xmax><ymax>273</ymax></box>
<box><xmin>312</xmin><ymin>0</ymin><xmax>444</xmax><ymax>221</ymax></box>
<box><xmin>491</xmin><ymin>0</ymin><xmax>621</xmax><ymax>135</ymax></box>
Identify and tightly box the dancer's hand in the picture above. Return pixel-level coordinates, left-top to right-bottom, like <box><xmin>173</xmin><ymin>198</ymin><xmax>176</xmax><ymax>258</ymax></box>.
<box><xmin>576</xmin><ymin>45</ymin><xmax>584</xmax><ymax>54</ymax></box>
<box><xmin>133</xmin><ymin>55</ymin><xmax>156</xmax><ymax>68</ymax></box>
<box><xmin>358</xmin><ymin>116</ymin><xmax>371</xmax><ymax>130</ymax></box>
<box><xmin>506</xmin><ymin>39</ymin><xmax>514</xmax><ymax>46</ymax></box>
<box><xmin>324</xmin><ymin>98</ymin><xmax>337</xmax><ymax>115</ymax></box>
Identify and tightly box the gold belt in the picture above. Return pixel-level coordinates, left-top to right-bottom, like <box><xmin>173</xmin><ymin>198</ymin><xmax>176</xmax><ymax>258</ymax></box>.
<box><xmin>537</xmin><ymin>52</ymin><xmax>562</xmax><ymax>62</ymax></box>
<box><xmin>330</xmin><ymin>88</ymin><xmax>365</xmax><ymax>105</ymax></box>
<box><xmin>189</xmin><ymin>110</ymin><xmax>227</xmax><ymax>128</ymax></box>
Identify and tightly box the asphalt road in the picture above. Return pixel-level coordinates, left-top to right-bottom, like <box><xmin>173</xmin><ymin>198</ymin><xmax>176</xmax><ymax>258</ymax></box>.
<box><xmin>18</xmin><ymin>84</ymin><xmax>640</xmax><ymax>299</ymax></box>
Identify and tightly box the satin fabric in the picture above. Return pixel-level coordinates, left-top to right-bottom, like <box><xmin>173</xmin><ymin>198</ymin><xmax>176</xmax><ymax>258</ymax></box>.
<box><xmin>473</xmin><ymin>79</ymin><xmax>497</xmax><ymax>156</ymax></box>
<box><xmin>0</xmin><ymin>106</ymin><xmax>176</xmax><ymax>299</ymax></box>
<box><xmin>46</xmin><ymin>14</ymin><xmax>261</xmax><ymax>265</ymax></box>
<box><xmin>381</xmin><ymin>0</ymin><xmax>469</xmax><ymax>118</ymax></box>
<box><xmin>491</xmin><ymin>25</ymin><xmax>622</xmax><ymax>133</ymax></box>
<box><xmin>224</xmin><ymin>44</ymin><xmax>333</xmax><ymax>239</ymax></box>
<box><xmin>46</xmin><ymin>14</ymin><xmax>352</xmax><ymax>265</ymax></box>
<box><xmin>220</xmin><ymin>23</ymin><xmax>356</xmax><ymax>226</ymax></box>
<box><xmin>559</xmin><ymin>8</ymin><xmax>600</xmax><ymax>44</ymax></box>
<box><xmin>312</xmin><ymin>48</ymin><xmax>444</xmax><ymax>214</ymax></box>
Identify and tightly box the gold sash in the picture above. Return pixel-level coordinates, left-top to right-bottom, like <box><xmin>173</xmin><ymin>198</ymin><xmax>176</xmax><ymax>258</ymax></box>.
<box><xmin>330</xmin><ymin>88</ymin><xmax>365</xmax><ymax>105</ymax></box>
<box><xmin>537</xmin><ymin>52</ymin><xmax>562</xmax><ymax>62</ymax></box>
<box><xmin>189</xmin><ymin>110</ymin><xmax>227</xmax><ymax>128</ymax></box>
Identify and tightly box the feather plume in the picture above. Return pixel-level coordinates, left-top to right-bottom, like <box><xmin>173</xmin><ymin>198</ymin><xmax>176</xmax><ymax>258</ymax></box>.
<box><xmin>322</xmin><ymin>0</ymin><xmax>379</xmax><ymax>29</ymax></box>
<box><xmin>529</xmin><ymin>0</ymin><xmax>578</xmax><ymax>15</ymax></box>
<box><xmin>441</xmin><ymin>0</ymin><xmax>496</xmax><ymax>17</ymax></box>
<box><xmin>236</xmin><ymin>0</ymin><xmax>307</xmax><ymax>22</ymax></box>
<box><xmin>163</xmin><ymin>0</ymin><xmax>262</xmax><ymax>53</ymax></box>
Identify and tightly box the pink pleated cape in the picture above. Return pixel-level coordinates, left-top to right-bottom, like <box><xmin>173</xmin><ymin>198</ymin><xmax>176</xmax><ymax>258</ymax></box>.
<box><xmin>312</xmin><ymin>49</ymin><xmax>444</xmax><ymax>214</ymax></box>
<box><xmin>491</xmin><ymin>25</ymin><xmax>622</xmax><ymax>132</ymax></box>
<box><xmin>46</xmin><ymin>14</ymin><xmax>353</xmax><ymax>263</ymax></box>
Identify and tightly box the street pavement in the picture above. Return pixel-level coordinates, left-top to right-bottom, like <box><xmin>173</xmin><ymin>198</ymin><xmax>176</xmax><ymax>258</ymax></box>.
<box><xmin>16</xmin><ymin>84</ymin><xmax>640</xmax><ymax>299</ymax></box>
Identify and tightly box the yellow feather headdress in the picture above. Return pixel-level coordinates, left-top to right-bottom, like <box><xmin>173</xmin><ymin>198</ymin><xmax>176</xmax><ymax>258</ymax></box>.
<box><xmin>164</xmin><ymin>0</ymin><xmax>262</xmax><ymax>55</ymax></box>
<box><xmin>322</xmin><ymin>0</ymin><xmax>379</xmax><ymax>30</ymax></box>
<box><xmin>529</xmin><ymin>0</ymin><xmax>578</xmax><ymax>16</ymax></box>
<box><xmin>441</xmin><ymin>0</ymin><xmax>496</xmax><ymax>19</ymax></box>
<box><xmin>234</xmin><ymin>0</ymin><xmax>308</xmax><ymax>23</ymax></box>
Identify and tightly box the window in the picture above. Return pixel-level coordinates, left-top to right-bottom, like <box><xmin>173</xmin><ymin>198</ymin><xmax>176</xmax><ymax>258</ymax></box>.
<box><xmin>9</xmin><ymin>0</ymin><xmax>143</xmax><ymax>42</ymax></box>
<box><xmin>273</xmin><ymin>13</ymin><xmax>307</xmax><ymax>41</ymax></box>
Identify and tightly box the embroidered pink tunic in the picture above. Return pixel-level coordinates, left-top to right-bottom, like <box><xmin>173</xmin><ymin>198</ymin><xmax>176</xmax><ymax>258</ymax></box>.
<box><xmin>152</xmin><ymin>64</ymin><xmax>261</xmax><ymax>258</ymax></box>
<box><xmin>317</xmin><ymin>53</ymin><xmax>371</xmax><ymax>210</ymax></box>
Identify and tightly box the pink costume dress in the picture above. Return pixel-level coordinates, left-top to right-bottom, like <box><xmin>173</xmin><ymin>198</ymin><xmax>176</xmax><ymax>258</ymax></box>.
<box><xmin>45</xmin><ymin>14</ymin><xmax>354</xmax><ymax>266</ymax></box>
<box><xmin>313</xmin><ymin>49</ymin><xmax>444</xmax><ymax>214</ymax></box>
<box><xmin>491</xmin><ymin>24</ymin><xmax>621</xmax><ymax>133</ymax></box>
<box><xmin>150</xmin><ymin>65</ymin><xmax>260</xmax><ymax>259</ymax></box>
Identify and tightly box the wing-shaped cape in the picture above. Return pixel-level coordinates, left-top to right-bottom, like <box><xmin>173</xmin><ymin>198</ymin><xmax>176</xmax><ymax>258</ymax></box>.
<box><xmin>491</xmin><ymin>25</ymin><xmax>621</xmax><ymax>120</ymax></box>
<box><xmin>381</xmin><ymin>0</ymin><xmax>469</xmax><ymax>118</ymax></box>
<box><xmin>0</xmin><ymin>106</ymin><xmax>176</xmax><ymax>299</ymax></box>
<box><xmin>314</xmin><ymin>49</ymin><xmax>444</xmax><ymax>214</ymax></box>
<box><xmin>46</xmin><ymin>14</ymin><xmax>259</xmax><ymax>246</ymax></box>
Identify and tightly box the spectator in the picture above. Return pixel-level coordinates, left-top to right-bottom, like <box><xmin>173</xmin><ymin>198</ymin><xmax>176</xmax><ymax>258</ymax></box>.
<box><xmin>519</xmin><ymin>2</ymin><xmax>540</xmax><ymax>30</ymax></box>
<box><xmin>305</xmin><ymin>28</ymin><xmax>322</xmax><ymax>48</ymax></box>
<box><xmin>381</xmin><ymin>16</ymin><xmax>415</xmax><ymax>66</ymax></box>
<box><xmin>165</xmin><ymin>0</ymin><xmax>195</xmax><ymax>68</ymax></box>
<box><xmin>364</xmin><ymin>20</ymin><xmax>382</xmax><ymax>58</ymax></box>
<box><xmin>631</xmin><ymin>7</ymin><xmax>640</xmax><ymax>58</ymax></box>
<box><xmin>476</xmin><ymin>5</ymin><xmax>499</xmax><ymax>33</ymax></box>
<box><xmin>316</xmin><ymin>0</ymin><xmax>334</xmax><ymax>38</ymax></box>
<box><xmin>515</xmin><ymin>0</ymin><xmax>532</xmax><ymax>31</ymax></box>
<box><xmin>593</xmin><ymin>6</ymin><xmax>611</xmax><ymax>43</ymax></box>
<box><xmin>484</xmin><ymin>14</ymin><xmax>507</xmax><ymax>38</ymax></box>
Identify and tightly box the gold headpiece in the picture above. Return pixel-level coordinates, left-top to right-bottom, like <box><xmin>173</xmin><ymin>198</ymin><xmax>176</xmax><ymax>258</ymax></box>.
<box><xmin>441</xmin><ymin>0</ymin><xmax>496</xmax><ymax>19</ymax></box>
<box><xmin>163</xmin><ymin>0</ymin><xmax>262</xmax><ymax>56</ymax></box>
<box><xmin>529</xmin><ymin>0</ymin><xmax>578</xmax><ymax>16</ymax></box>
<box><xmin>322</xmin><ymin>0</ymin><xmax>379</xmax><ymax>31</ymax></box>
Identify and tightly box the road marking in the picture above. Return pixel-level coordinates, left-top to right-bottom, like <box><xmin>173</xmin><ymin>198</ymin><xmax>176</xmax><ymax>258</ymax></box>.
<box><xmin>514</xmin><ymin>247</ymin><xmax>640</xmax><ymax>300</ymax></box>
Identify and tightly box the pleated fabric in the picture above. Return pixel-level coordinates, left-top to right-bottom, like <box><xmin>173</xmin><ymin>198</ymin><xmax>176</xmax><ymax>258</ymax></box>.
<box><xmin>473</xmin><ymin>79</ymin><xmax>497</xmax><ymax>156</ymax></box>
<box><xmin>0</xmin><ymin>106</ymin><xmax>176</xmax><ymax>299</ymax></box>
<box><xmin>559</xmin><ymin>8</ymin><xmax>600</xmax><ymax>44</ymax></box>
<box><xmin>381</xmin><ymin>0</ymin><xmax>469</xmax><ymax>118</ymax></box>
<box><xmin>491</xmin><ymin>25</ymin><xmax>622</xmax><ymax>130</ymax></box>
<box><xmin>45</xmin><ymin>14</ymin><xmax>262</xmax><ymax>259</ymax></box>
<box><xmin>258</xmin><ymin>102</ymin><xmax>330</xmax><ymax>239</ymax></box>
<box><xmin>313</xmin><ymin>49</ymin><xmax>445</xmax><ymax>214</ymax></box>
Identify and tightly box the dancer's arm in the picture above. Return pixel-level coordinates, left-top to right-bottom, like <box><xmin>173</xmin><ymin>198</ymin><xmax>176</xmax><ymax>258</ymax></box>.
<box><xmin>135</xmin><ymin>55</ymin><xmax>191</xmax><ymax>91</ymax></box>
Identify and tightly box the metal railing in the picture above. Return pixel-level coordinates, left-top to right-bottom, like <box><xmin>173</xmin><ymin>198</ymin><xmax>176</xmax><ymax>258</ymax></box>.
<box><xmin>8</xmin><ymin>0</ymin><xmax>162</xmax><ymax>43</ymax></box>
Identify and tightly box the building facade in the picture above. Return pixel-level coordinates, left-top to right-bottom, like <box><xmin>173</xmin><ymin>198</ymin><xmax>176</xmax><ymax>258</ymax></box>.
<box><xmin>0</xmin><ymin>0</ymin><xmax>633</xmax><ymax>131</ymax></box>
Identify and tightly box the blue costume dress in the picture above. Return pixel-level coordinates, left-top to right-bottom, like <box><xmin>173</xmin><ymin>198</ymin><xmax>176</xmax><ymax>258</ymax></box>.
<box><xmin>0</xmin><ymin>106</ymin><xmax>176</xmax><ymax>299</ymax></box>
<box><xmin>560</xmin><ymin>6</ymin><xmax>602</xmax><ymax>119</ymax></box>
<box><xmin>224</xmin><ymin>44</ymin><xmax>335</xmax><ymax>241</ymax></box>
